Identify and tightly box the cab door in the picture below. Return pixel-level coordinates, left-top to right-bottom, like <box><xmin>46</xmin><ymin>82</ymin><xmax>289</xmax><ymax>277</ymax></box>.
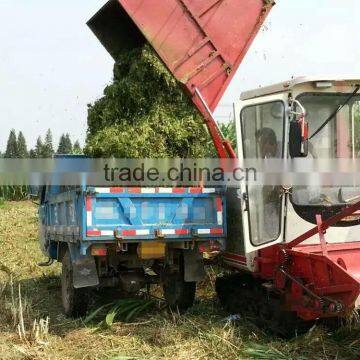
<box><xmin>235</xmin><ymin>93</ymin><xmax>289</xmax><ymax>253</ymax></box>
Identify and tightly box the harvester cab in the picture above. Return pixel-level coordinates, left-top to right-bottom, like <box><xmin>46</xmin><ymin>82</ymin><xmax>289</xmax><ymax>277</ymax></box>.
<box><xmin>234</xmin><ymin>77</ymin><xmax>360</xmax><ymax>253</ymax></box>
<box><xmin>235</xmin><ymin>77</ymin><xmax>360</xmax><ymax>253</ymax></box>
<box><xmin>220</xmin><ymin>77</ymin><xmax>360</xmax><ymax>329</ymax></box>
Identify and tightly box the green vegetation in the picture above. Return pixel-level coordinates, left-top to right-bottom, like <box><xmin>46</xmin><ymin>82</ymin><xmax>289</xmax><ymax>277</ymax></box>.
<box><xmin>2</xmin><ymin>129</ymin><xmax>82</xmax><ymax>160</ymax></box>
<box><xmin>17</xmin><ymin>132</ymin><xmax>28</xmax><ymax>158</ymax></box>
<box><xmin>85</xmin><ymin>46</ymin><xmax>214</xmax><ymax>158</ymax></box>
<box><xmin>220</xmin><ymin>119</ymin><xmax>236</xmax><ymax>151</ymax></box>
<box><xmin>42</xmin><ymin>129</ymin><xmax>55</xmax><ymax>158</ymax></box>
<box><xmin>0</xmin><ymin>187</ymin><xmax>27</xmax><ymax>202</ymax></box>
<box><xmin>57</xmin><ymin>133</ymin><xmax>73</xmax><ymax>155</ymax></box>
<box><xmin>1</xmin><ymin>129</ymin><xmax>83</xmax><ymax>200</ymax></box>
<box><xmin>0</xmin><ymin>202</ymin><xmax>359</xmax><ymax>359</ymax></box>
<box><xmin>4</xmin><ymin>129</ymin><xmax>18</xmax><ymax>158</ymax></box>
<box><xmin>72</xmin><ymin>140</ymin><xmax>83</xmax><ymax>155</ymax></box>
<box><xmin>85</xmin><ymin>298</ymin><xmax>156</xmax><ymax>329</ymax></box>
<box><xmin>2</xmin><ymin>129</ymin><xmax>29</xmax><ymax>200</ymax></box>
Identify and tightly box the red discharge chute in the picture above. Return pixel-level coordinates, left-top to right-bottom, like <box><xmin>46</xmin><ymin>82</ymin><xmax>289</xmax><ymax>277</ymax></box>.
<box><xmin>87</xmin><ymin>0</ymin><xmax>274</xmax><ymax>157</ymax></box>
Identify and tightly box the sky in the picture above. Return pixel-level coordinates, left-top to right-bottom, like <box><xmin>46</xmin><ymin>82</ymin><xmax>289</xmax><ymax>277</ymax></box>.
<box><xmin>0</xmin><ymin>0</ymin><xmax>359</xmax><ymax>150</ymax></box>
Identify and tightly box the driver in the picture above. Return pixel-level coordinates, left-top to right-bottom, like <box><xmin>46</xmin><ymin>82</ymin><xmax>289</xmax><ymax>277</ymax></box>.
<box><xmin>255</xmin><ymin>127</ymin><xmax>281</xmax><ymax>158</ymax></box>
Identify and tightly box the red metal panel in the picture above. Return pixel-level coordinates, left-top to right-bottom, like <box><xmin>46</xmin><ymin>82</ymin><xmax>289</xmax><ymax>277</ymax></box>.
<box><xmin>117</xmin><ymin>0</ymin><xmax>273</xmax><ymax>111</ymax></box>
<box><xmin>258</xmin><ymin>201</ymin><xmax>360</xmax><ymax>320</ymax></box>
<box><xmin>286</xmin><ymin>249</ymin><xmax>360</xmax><ymax>320</ymax></box>
<box><xmin>88</xmin><ymin>0</ymin><xmax>273</xmax><ymax>157</ymax></box>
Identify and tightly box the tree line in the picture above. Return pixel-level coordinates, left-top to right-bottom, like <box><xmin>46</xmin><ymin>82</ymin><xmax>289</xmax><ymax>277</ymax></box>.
<box><xmin>1</xmin><ymin>129</ymin><xmax>82</xmax><ymax>158</ymax></box>
<box><xmin>0</xmin><ymin>129</ymin><xmax>82</xmax><ymax>201</ymax></box>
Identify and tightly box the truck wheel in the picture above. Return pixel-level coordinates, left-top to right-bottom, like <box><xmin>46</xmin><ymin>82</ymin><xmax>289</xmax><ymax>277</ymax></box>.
<box><xmin>61</xmin><ymin>250</ymin><xmax>90</xmax><ymax>318</ymax></box>
<box><xmin>163</xmin><ymin>270</ymin><xmax>196</xmax><ymax>313</ymax></box>
<box><xmin>162</xmin><ymin>250</ymin><xmax>197</xmax><ymax>313</ymax></box>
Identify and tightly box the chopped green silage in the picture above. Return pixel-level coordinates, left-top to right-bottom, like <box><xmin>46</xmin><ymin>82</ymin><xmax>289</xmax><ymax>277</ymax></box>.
<box><xmin>85</xmin><ymin>46</ymin><xmax>213</xmax><ymax>158</ymax></box>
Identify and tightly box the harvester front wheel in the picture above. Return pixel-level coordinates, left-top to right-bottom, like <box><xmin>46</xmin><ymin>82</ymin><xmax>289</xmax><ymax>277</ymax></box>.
<box><xmin>61</xmin><ymin>250</ymin><xmax>90</xmax><ymax>318</ymax></box>
<box><xmin>215</xmin><ymin>272</ymin><xmax>314</xmax><ymax>338</ymax></box>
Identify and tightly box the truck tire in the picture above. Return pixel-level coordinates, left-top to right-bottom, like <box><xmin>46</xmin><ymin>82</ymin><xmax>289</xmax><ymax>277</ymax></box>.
<box><xmin>163</xmin><ymin>271</ymin><xmax>196</xmax><ymax>313</ymax></box>
<box><xmin>61</xmin><ymin>250</ymin><xmax>90</xmax><ymax>318</ymax></box>
<box><xmin>162</xmin><ymin>252</ymin><xmax>196</xmax><ymax>313</ymax></box>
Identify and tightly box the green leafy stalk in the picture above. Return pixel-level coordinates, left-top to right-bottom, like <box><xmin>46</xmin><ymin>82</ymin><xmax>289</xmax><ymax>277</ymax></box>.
<box><xmin>85</xmin><ymin>45</ymin><xmax>215</xmax><ymax>158</ymax></box>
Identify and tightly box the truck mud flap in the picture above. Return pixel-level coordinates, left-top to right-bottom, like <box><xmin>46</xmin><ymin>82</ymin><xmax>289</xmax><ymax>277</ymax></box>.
<box><xmin>68</xmin><ymin>244</ymin><xmax>99</xmax><ymax>289</ymax></box>
<box><xmin>183</xmin><ymin>250</ymin><xmax>206</xmax><ymax>282</ymax></box>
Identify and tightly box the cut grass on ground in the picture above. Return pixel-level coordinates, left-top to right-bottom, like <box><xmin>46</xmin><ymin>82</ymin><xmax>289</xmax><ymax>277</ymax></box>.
<box><xmin>0</xmin><ymin>201</ymin><xmax>359</xmax><ymax>359</ymax></box>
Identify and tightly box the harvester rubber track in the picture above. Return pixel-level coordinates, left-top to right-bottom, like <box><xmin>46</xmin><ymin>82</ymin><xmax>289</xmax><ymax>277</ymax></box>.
<box><xmin>215</xmin><ymin>272</ymin><xmax>314</xmax><ymax>338</ymax></box>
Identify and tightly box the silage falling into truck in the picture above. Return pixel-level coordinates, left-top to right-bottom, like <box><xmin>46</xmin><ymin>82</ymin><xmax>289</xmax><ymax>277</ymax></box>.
<box><xmin>87</xmin><ymin>0</ymin><xmax>273</xmax><ymax>158</ymax></box>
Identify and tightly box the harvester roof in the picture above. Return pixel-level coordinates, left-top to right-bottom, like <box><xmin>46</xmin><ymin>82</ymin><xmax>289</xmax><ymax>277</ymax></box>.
<box><xmin>240</xmin><ymin>76</ymin><xmax>360</xmax><ymax>100</ymax></box>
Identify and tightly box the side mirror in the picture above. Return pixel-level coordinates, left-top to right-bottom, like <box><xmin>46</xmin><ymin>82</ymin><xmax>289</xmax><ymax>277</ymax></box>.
<box><xmin>289</xmin><ymin>99</ymin><xmax>308</xmax><ymax>158</ymax></box>
<box><xmin>289</xmin><ymin>120</ymin><xmax>308</xmax><ymax>158</ymax></box>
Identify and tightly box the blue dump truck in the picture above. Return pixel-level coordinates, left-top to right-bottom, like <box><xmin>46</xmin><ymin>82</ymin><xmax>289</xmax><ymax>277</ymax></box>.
<box><xmin>37</xmin><ymin>179</ymin><xmax>226</xmax><ymax>316</ymax></box>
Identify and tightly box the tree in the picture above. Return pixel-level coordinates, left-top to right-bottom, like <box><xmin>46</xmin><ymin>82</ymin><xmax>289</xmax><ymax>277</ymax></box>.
<box><xmin>17</xmin><ymin>131</ymin><xmax>28</xmax><ymax>158</ymax></box>
<box><xmin>42</xmin><ymin>129</ymin><xmax>54</xmax><ymax>158</ymax></box>
<box><xmin>72</xmin><ymin>140</ymin><xmax>82</xmax><ymax>155</ymax></box>
<box><xmin>34</xmin><ymin>136</ymin><xmax>44</xmax><ymax>158</ymax></box>
<box><xmin>57</xmin><ymin>134</ymin><xmax>65</xmax><ymax>154</ymax></box>
<box><xmin>29</xmin><ymin>149</ymin><xmax>37</xmax><ymax>158</ymax></box>
<box><xmin>5</xmin><ymin>129</ymin><xmax>18</xmax><ymax>158</ymax></box>
<box><xmin>57</xmin><ymin>133</ymin><xmax>73</xmax><ymax>154</ymax></box>
<box><xmin>64</xmin><ymin>134</ymin><xmax>73</xmax><ymax>154</ymax></box>
<box><xmin>3</xmin><ymin>130</ymin><xmax>27</xmax><ymax>200</ymax></box>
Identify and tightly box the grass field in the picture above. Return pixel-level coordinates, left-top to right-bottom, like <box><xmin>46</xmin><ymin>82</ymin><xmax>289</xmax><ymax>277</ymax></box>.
<box><xmin>0</xmin><ymin>201</ymin><xmax>359</xmax><ymax>360</ymax></box>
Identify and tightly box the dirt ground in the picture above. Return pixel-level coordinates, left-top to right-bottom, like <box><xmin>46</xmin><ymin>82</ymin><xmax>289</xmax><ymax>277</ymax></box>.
<box><xmin>0</xmin><ymin>201</ymin><xmax>359</xmax><ymax>360</ymax></box>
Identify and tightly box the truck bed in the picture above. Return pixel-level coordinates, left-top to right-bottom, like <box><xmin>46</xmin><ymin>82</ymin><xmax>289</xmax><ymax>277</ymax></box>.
<box><xmin>85</xmin><ymin>187</ymin><xmax>225</xmax><ymax>241</ymax></box>
<box><xmin>44</xmin><ymin>186</ymin><xmax>226</xmax><ymax>243</ymax></box>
